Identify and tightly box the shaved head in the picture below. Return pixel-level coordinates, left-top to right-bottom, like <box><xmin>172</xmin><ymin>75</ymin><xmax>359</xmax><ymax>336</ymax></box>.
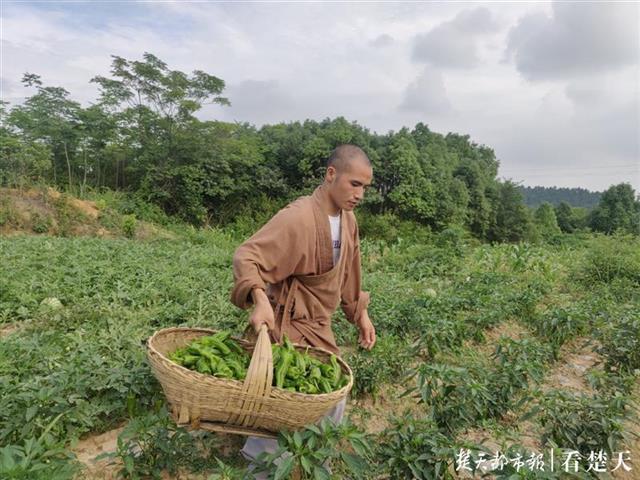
<box><xmin>326</xmin><ymin>144</ymin><xmax>371</xmax><ymax>174</ymax></box>
<box><xmin>323</xmin><ymin>144</ymin><xmax>373</xmax><ymax>214</ymax></box>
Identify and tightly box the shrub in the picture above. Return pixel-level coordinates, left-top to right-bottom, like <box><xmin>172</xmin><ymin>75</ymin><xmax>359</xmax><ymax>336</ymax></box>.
<box><xmin>31</xmin><ymin>212</ymin><xmax>52</xmax><ymax>234</ymax></box>
<box><xmin>575</xmin><ymin>235</ymin><xmax>640</xmax><ymax>287</ymax></box>
<box><xmin>121</xmin><ymin>214</ymin><xmax>137</xmax><ymax>239</ymax></box>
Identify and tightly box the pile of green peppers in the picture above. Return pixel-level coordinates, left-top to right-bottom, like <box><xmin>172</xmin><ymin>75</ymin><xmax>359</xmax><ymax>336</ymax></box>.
<box><xmin>272</xmin><ymin>335</ymin><xmax>349</xmax><ymax>394</ymax></box>
<box><xmin>168</xmin><ymin>331</ymin><xmax>349</xmax><ymax>394</ymax></box>
<box><xmin>168</xmin><ymin>331</ymin><xmax>249</xmax><ymax>380</ymax></box>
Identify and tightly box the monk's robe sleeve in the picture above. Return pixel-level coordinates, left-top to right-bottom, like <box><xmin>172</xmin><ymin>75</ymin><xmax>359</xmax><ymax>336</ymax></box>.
<box><xmin>230</xmin><ymin>206</ymin><xmax>307</xmax><ymax>310</ymax></box>
<box><xmin>340</xmin><ymin>223</ymin><xmax>370</xmax><ymax>325</ymax></box>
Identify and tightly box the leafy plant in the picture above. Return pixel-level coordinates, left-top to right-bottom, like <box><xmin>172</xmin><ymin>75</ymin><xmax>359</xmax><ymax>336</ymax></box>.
<box><xmin>593</xmin><ymin>313</ymin><xmax>640</xmax><ymax>376</ymax></box>
<box><xmin>344</xmin><ymin>335</ymin><xmax>412</xmax><ymax>398</ymax></box>
<box><xmin>525</xmin><ymin>307</ymin><xmax>589</xmax><ymax>360</ymax></box>
<box><xmin>30</xmin><ymin>212</ymin><xmax>52</xmax><ymax>234</ymax></box>
<box><xmin>375</xmin><ymin>414</ymin><xmax>459</xmax><ymax>479</ymax></box>
<box><xmin>251</xmin><ymin>418</ymin><xmax>372</xmax><ymax>480</ymax></box>
<box><xmin>207</xmin><ymin>457</ymin><xmax>246</xmax><ymax>480</ymax></box>
<box><xmin>482</xmin><ymin>445</ymin><xmax>589</xmax><ymax>479</ymax></box>
<box><xmin>0</xmin><ymin>413</ymin><xmax>79</xmax><ymax>480</ymax></box>
<box><xmin>535</xmin><ymin>389</ymin><xmax>628</xmax><ymax>457</ymax></box>
<box><xmin>406</xmin><ymin>362</ymin><xmax>494</xmax><ymax>432</ymax></box>
<box><xmin>575</xmin><ymin>235</ymin><xmax>640</xmax><ymax>287</ymax></box>
<box><xmin>102</xmin><ymin>408</ymin><xmax>218</xmax><ymax>479</ymax></box>
<box><xmin>121</xmin><ymin>214</ymin><xmax>137</xmax><ymax>239</ymax></box>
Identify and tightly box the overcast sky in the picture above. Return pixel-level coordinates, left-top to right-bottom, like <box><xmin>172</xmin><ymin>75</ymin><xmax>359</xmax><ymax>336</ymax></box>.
<box><xmin>2</xmin><ymin>1</ymin><xmax>638</xmax><ymax>191</ymax></box>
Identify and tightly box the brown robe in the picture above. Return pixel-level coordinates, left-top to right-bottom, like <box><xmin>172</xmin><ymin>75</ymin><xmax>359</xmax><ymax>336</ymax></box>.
<box><xmin>230</xmin><ymin>184</ymin><xmax>370</xmax><ymax>355</ymax></box>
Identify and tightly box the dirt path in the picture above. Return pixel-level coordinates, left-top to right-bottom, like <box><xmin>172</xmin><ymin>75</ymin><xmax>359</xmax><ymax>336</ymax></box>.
<box><xmin>72</xmin><ymin>425</ymin><xmax>126</xmax><ymax>480</ymax></box>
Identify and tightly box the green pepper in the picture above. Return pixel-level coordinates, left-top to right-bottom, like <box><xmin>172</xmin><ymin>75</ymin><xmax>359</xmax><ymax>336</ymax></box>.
<box><xmin>182</xmin><ymin>354</ymin><xmax>199</xmax><ymax>367</ymax></box>
<box><xmin>285</xmin><ymin>365</ymin><xmax>302</xmax><ymax>379</ymax></box>
<box><xmin>225</xmin><ymin>338</ymin><xmax>244</xmax><ymax>355</ymax></box>
<box><xmin>272</xmin><ymin>345</ymin><xmax>281</xmax><ymax>366</ymax></box>
<box><xmin>196</xmin><ymin>357</ymin><xmax>211</xmax><ymax>374</ymax></box>
<box><xmin>330</xmin><ymin>355</ymin><xmax>341</xmax><ymax>387</ymax></box>
<box><xmin>309</xmin><ymin>366</ymin><xmax>322</xmax><ymax>380</ymax></box>
<box><xmin>308</xmin><ymin>356</ymin><xmax>322</xmax><ymax>367</ymax></box>
<box><xmin>214</xmin><ymin>361</ymin><xmax>233</xmax><ymax>378</ymax></box>
<box><xmin>209</xmin><ymin>338</ymin><xmax>231</xmax><ymax>355</ymax></box>
<box><xmin>275</xmin><ymin>350</ymin><xmax>293</xmax><ymax>388</ymax></box>
<box><xmin>319</xmin><ymin>363</ymin><xmax>333</xmax><ymax>378</ymax></box>
<box><xmin>300</xmin><ymin>381</ymin><xmax>319</xmax><ymax>394</ymax></box>
<box><xmin>213</xmin><ymin>331</ymin><xmax>230</xmax><ymax>342</ymax></box>
<box><xmin>319</xmin><ymin>378</ymin><xmax>333</xmax><ymax>394</ymax></box>
<box><xmin>295</xmin><ymin>350</ymin><xmax>307</xmax><ymax>374</ymax></box>
<box><xmin>194</xmin><ymin>347</ymin><xmax>222</xmax><ymax>369</ymax></box>
<box><xmin>169</xmin><ymin>351</ymin><xmax>184</xmax><ymax>365</ymax></box>
<box><xmin>226</xmin><ymin>358</ymin><xmax>246</xmax><ymax>380</ymax></box>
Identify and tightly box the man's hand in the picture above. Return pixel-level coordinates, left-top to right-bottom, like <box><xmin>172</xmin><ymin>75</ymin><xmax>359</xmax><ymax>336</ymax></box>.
<box><xmin>356</xmin><ymin>310</ymin><xmax>376</xmax><ymax>350</ymax></box>
<box><xmin>249</xmin><ymin>288</ymin><xmax>275</xmax><ymax>333</ymax></box>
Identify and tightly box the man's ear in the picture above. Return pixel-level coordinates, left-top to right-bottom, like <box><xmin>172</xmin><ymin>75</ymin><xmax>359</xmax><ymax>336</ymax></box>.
<box><xmin>326</xmin><ymin>165</ymin><xmax>337</xmax><ymax>183</ymax></box>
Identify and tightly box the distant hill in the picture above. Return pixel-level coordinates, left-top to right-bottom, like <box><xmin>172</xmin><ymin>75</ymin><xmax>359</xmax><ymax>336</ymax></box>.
<box><xmin>519</xmin><ymin>186</ymin><xmax>602</xmax><ymax>209</ymax></box>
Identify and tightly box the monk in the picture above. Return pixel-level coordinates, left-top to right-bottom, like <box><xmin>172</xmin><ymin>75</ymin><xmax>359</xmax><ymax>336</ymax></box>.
<box><xmin>230</xmin><ymin>144</ymin><xmax>376</xmax><ymax>476</ymax></box>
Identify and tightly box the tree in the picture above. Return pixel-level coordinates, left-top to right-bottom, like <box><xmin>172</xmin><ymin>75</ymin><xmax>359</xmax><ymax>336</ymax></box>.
<box><xmin>554</xmin><ymin>201</ymin><xmax>575</xmax><ymax>233</ymax></box>
<box><xmin>90</xmin><ymin>52</ymin><xmax>230</xmax><ymax>189</ymax></box>
<box><xmin>383</xmin><ymin>132</ymin><xmax>437</xmax><ymax>223</ymax></box>
<box><xmin>0</xmin><ymin>103</ymin><xmax>51</xmax><ymax>188</ymax></box>
<box><xmin>534</xmin><ymin>202</ymin><xmax>561</xmax><ymax>238</ymax></box>
<box><xmin>590</xmin><ymin>183</ymin><xmax>640</xmax><ymax>235</ymax></box>
<box><xmin>8</xmin><ymin>74</ymin><xmax>81</xmax><ymax>189</ymax></box>
<box><xmin>488</xmin><ymin>181</ymin><xmax>532</xmax><ymax>242</ymax></box>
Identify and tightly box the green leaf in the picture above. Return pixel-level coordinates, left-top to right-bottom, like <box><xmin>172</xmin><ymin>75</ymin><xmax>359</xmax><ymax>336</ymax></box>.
<box><xmin>306</xmin><ymin>424</ymin><xmax>321</xmax><ymax>435</ymax></box>
<box><xmin>124</xmin><ymin>455</ymin><xmax>135</xmax><ymax>473</ymax></box>
<box><xmin>25</xmin><ymin>406</ymin><xmax>38</xmax><ymax>422</ymax></box>
<box><xmin>0</xmin><ymin>447</ymin><xmax>16</xmax><ymax>471</ymax></box>
<box><xmin>274</xmin><ymin>456</ymin><xmax>295</xmax><ymax>480</ymax></box>
<box><xmin>293</xmin><ymin>431</ymin><xmax>303</xmax><ymax>450</ymax></box>
<box><xmin>340</xmin><ymin>452</ymin><xmax>366</xmax><ymax>473</ymax></box>
<box><xmin>300</xmin><ymin>455</ymin><xmax>313</xmax><ymax>474</ymax></box>
<box><xmin>313</xmin><ymin>464</ymin><xmax>331</xmax><ymax>480</ymax></box>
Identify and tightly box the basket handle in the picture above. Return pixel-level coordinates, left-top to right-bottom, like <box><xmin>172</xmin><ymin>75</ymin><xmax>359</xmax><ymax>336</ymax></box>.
<box><xmin>232</xmin><ymin>324</ymin><xmax>274</xmax><ymax>427</ymax></box>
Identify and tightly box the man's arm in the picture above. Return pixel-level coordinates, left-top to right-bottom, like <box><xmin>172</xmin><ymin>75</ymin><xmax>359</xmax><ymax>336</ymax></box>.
<box><xmin>230</xmin><ymin>204</ymin><xmax>308</xmax><ymax>328</ymax></box>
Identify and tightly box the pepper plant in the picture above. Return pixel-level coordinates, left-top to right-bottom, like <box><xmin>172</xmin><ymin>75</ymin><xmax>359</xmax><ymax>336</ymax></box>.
<box><xmin>251</xmin><ymin>418</ymin><xmax>372</xmax><ymax>480</ymax></box>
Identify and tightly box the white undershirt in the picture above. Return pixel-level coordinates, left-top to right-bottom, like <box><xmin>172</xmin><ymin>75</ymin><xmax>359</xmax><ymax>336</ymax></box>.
<box><xmin>328</xmin><ymin>213</ymin><xmax>341</xmax><ymax>266</ymax></box>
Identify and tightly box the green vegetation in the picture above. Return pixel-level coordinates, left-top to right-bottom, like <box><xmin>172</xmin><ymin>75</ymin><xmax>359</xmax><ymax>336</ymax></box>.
<box><xmin>1</xmin><ymin>51</ymin><xmax>639</xmax><ymax>479</ymax></box>
<box><xmin>1</xmin><ymin>224</ymin><xmax>638</xmax><ymax>478</ymax></box>
<box><xmin>519</xmin><ymin>186</ymin><xmax>602</xmax><ymax>209</ymax></box>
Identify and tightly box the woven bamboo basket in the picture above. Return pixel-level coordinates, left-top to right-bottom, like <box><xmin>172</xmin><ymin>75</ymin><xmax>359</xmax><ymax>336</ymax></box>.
<box><xmin>147</xmin><ymin>325</ymin><xmax>353</xmax><ymax>438</ymax></box>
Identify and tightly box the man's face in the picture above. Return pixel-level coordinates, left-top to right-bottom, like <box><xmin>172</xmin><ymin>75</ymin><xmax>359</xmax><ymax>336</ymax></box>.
<box><xmin>326</xmin><ymin>158</ymin><xmax>373</xmax><ymax>212</ymax></box>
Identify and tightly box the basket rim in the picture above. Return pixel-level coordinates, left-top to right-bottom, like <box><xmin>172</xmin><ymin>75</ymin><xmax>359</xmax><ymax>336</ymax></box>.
<box><xmin>147</xmin><ymin>326</ymin><xmax>354</xmax><ymax>397</ymax></box>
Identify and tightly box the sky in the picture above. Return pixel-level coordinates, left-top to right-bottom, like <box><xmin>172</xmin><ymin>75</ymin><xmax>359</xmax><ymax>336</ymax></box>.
<box><xmin>1</xmin><ymin>0</ymin><xmax>639</xmax><ymax>192</ymax></box>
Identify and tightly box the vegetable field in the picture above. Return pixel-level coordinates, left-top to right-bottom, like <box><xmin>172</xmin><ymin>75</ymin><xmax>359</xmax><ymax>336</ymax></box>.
<box><xmin>1</xmin><ymin>226</ymin><xmax>638</xmax><ymax>479</ymax></box>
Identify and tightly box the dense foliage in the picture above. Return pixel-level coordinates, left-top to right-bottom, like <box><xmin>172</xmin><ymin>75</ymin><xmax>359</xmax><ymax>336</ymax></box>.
<box><xmin>1</xmin><ymin>222</ymin><xmax>638</xmax><ymax>478</ymax></box>
<box><xmin>519</xmin><ymin>186</ymin><xmax>602</xmax><ymax>209</ymax></box>
<box><xmin>3</xmin><ymin>53</ymin><xmax>638</xmax><ymax>239</ymax></box>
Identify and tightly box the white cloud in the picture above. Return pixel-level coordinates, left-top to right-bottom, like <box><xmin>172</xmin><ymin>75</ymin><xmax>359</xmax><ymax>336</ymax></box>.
<box><xmin>506</xmin><ymin>2</ymin><xmax>640</xmax><ymax>80</ymax></box>
<box><xmin>370</xmin><ymin>34</ymin><xmax>394</xmax><ymax>48</ymax></box>
<box><xmin>399</xmin><ymin>67</ymin><xmax>452</xmax><ymax>115</ymax></box>
<box><xmin>412</xmin><ymin>7</ymin><xmax>500</xmax><ymax>69</ymax></box>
